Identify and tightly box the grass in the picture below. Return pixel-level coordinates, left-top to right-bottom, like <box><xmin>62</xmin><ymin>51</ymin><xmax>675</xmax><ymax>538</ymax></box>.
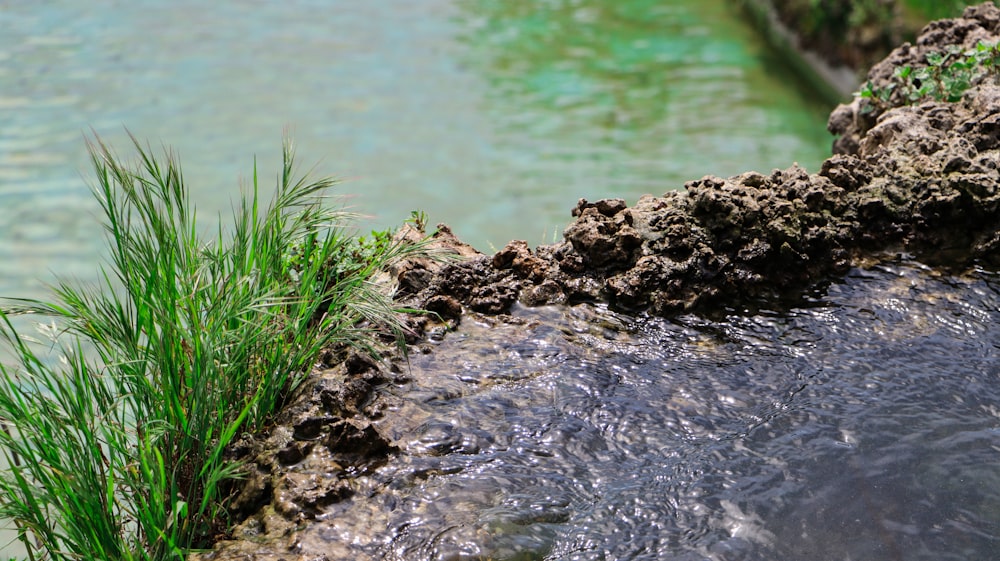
<box><xmin>0</xmin><ymin>134</ymin><xmax>425</xmax><ymax>560</ymax></box>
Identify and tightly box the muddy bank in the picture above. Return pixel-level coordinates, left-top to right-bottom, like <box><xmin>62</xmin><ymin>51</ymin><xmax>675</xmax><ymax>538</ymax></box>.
<box><xmin>197</xmin><ymin>6</ymin><xmax>1000</xmax><ymax>560</ymax></box>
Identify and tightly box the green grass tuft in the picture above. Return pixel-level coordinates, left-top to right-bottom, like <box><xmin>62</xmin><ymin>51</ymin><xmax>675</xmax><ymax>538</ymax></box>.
<box><xmin>0</xmin><ymin>134</ymin><xmax>425</xmax><ymax>560</ymax></box>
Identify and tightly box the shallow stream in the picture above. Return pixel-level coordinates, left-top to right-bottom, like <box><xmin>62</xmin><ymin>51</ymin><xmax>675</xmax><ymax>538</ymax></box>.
<box><xmin>287</xmin><ymin>260</ymin><xmax>1000</xmax><ymax>560</ymax></box>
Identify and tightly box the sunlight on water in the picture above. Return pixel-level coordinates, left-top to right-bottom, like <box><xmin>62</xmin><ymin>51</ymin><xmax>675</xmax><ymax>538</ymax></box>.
<box><xmin>0</xmin><ymin>1</ymin><xmax>837</xmax><ymax>556</ymax></box>
<box><xmin>278</xmin><ymin>261</ymin><xmax>1000</xmax><ymax>560</ymax></box>
<box><xmin>0</xmin><ymin>0</ymin><xmax>831</xmax><ymax>301</ymax></box>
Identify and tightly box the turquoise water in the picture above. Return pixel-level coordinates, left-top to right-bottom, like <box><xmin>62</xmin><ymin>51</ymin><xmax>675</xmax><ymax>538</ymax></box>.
<box><xmin>0</xmin><ymin>0</ymin><xmax>833</xmax><ymax>301</ymax></box>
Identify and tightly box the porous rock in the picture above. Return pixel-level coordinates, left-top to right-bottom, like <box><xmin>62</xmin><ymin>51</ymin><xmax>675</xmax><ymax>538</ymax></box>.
<box><xmin>200</xmin><ymin>7</ymin><xmax>1000</xmax><ymax>560</ymax></box>
<box><xmin>399</xmin><ymin>4</ymin><xmax>1000</xmax><ymax>316</ymax></box>
<box><xmin>830</xmin><ymin>2</ymin><xmax>1000</xmax><ymax>154</ymax></box>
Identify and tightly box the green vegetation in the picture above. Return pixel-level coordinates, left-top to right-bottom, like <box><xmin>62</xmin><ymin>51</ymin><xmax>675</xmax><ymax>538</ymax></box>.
<box><xmin>791</xmin><ymin>0</ymin><xmax>895</xmax><ymax>38</ymax></box>
<box><xmin>761</xmin><ymin>0</ymin><xmax>901</xmax><ymax>71</ymax></box>
<box><xmin>764</xmin><ymin>0</ymin><xmax>986</xmax><ymax>74</ymax></box>
<box><xmin>902</xmin><ymin>0</ymin><xmax>980</xmax><ymax>21</ymax></box>
<box><xmin>858</xmin><ymin>40</ymin><xmax>1000</xmax><ymax>111</ymax></box>
<box><xmin>0</xmin><ymin>135</ymin><xmax>424</xmax><ymax>560</ymax></box>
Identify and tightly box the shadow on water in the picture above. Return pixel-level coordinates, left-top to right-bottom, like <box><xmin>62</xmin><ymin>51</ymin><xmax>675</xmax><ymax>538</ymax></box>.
<box><xmin>286</xmin><ymin>259</ymin><xmax>1000</xmax><ymax>561</ymax></box>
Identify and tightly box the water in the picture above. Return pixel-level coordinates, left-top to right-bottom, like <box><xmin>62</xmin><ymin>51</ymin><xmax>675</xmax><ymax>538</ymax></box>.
<box><xmin>0</xmin><ymin>0</ymin><xmax>832</xmax><ymax>301</ymax></box>
<box><xmin>280</xmin><ymin>259</ymin><xmax>1000</xmax><ymax>560</ymax></box>
<box><xmin>2</xmin><ymin>1</ymin><xmax>840</xmax><ymax>557</ymax></box>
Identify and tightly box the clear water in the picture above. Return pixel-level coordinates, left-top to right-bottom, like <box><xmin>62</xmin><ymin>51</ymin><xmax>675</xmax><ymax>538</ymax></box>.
<box><xmin>1</xmin><ymin>1</ymin><xmax>843</xmax><ymax>557</ymax></box>
<box><xmin>0</xmin><ymin>0</ymin><xmax>832</xmax><ymax>301</ymax></box>
<box><xmin>288</xmin><ymin>260</ymin><xmax>1000</xmax><ymax>560</ymax></box>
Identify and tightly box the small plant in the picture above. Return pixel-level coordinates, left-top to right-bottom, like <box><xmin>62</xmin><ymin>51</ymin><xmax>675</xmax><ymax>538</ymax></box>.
<box><xmin>858</xmin><ymin>76</ymin><xmax>896</xmax><ymax>109</ymax></box>
<box><xmin>858</xmin><ymin>40</ymin><xmax>1000</xmax><ymax>112</ymax></box>
<box><xmin>406</xmin><ymin>210</ymin><xmax>428</xmax><ymax>234</ymax></box>
<box><xmin>0</xmin><ymin>134</ymin><xmax>425</xmax><ymax>560</ymax></box>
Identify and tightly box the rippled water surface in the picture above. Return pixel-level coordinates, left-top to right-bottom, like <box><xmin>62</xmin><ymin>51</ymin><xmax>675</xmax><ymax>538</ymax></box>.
<box><xmin>0</xmin><ymin>0</ymin><xmax>831</xmax><ymax>299</ymax></box>
<box><xmin>287</xmin><ymin>261</ymin><xmax>1000</xmax><ymax>560</ymax></box>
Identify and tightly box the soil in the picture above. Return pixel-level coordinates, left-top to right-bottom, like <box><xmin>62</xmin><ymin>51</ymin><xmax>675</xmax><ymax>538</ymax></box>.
<box><xmin>194</xmin><ymin>6</ymin><xmax>1000</xmax><ymax>560</ymax></box>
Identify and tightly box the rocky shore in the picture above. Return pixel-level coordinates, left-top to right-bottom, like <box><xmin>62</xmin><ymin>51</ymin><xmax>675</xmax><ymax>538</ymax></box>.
<box><xmin>197</xmin><ymin>5</ymin><xmax>1000</xmax><ymax>560</ymax></box>
<box><xmin>396</xmin><ymin>6</ymin><xmax>1000</xmax><ymax>319</ymax></box>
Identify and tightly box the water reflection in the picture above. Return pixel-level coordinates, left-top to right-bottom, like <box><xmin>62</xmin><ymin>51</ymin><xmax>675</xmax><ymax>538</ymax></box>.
<box><xmin>280</xmin><ymin>261</ymin><xmax>1000</xmax><ymax>560</ymax></box>
<box><xmin>0</xmin><ymin>2</ymin><xmax>841</xmax><ymax>555</ymax></box>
